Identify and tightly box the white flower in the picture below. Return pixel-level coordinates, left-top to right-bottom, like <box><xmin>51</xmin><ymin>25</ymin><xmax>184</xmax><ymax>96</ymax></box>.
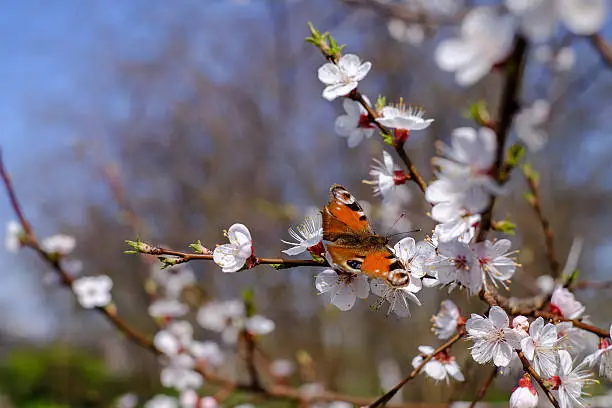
<box><xmin>366</xmin><ymin>151</ymin><xmax>406</xmax><ymax>200</ymax></box>
<box><xmin>521</xmin><ymin>317</ymin><xmax>560</xmax><ymax>378</ymax></box>
<box><xmin>471</xmin><ymin>239</ymin><xmax>517</xmax><ymax>288</ymax></box>
<box><xmin>282</xmin><ymin>214</ymin><xmax>323</xmax><ymax>256</ymax></box>
<box><xmin>507</xmin><ymin>0</ymin><xmax>607</xmax><ymax>41</ymax></box>
<box><xmin>370</xmin><ymin>277</ymin><xmax>421</xmax><ymax>317</ymax></box>
<box><xmin>115</xmin><ymin>393</ymin><xmax>138</xmax><ymax>408</ymax></box>
<box><xmin>41</xmin><ymin>234</ymin><xmax>76</xmax><ymax>255</ymax></box>
<box><xmin>154</xmin><ymin>320</ymin><xmax>193</xmax><ymax>356</ymax></box>
<box><xmin>553</xmin><ymin>349</ymin><xmax>596</xmax><ymax>408</ymax></box>
<box><xmin>583</xmin><ymin>324</ymin><xmax>612</xmax><ymax>380</ymax></box>
<box><xmin>270</xmin><ymin>359</ymin><xmax>295</xmax><ymax>377</ymax></box>
<box><xmin>317</xmin><ymin>54</ymin><xmax>372</xmax><ymax>101</ymax></box>
<box><xmin>245</xmin><ymin>314</ymin><xmax>276</xmax><ymax>335</ymax></box>
<box><xmin>550</xmin><ymin>286</ymin><xmax>585</xmax><ymax>319</ymax></box>
<box><xmin>213</xmin><ymin>223</ymin><xmax>252</xmax><ymax>273</ymax></box>
<box><xmin>196</xmin><ymin>299</ymin><xmax>245</xmax><ymax>343</ymax></box>
<box><xmin>425</xmin><ymin>239</ymin><xmax>482</xmax><ymax>295</ymax></box>
<box><xmin>315</xmin><ymin>269</ymin><xmax>369</xmax><ymax>311</ymax></box>
<box><xmin>72</xmin><ymin>275</ymin><xmax>113</xmax><ymax>308</ymax></box>
<box><xmin>376</xmin><ymin>104</ymin><xmax>434</xmax><ymax>131</ymax></box>
<box><xmin>5</xmin><ymin>221</ymin><xmax>22</xmax><ymax>253</ymax></box>
<box><xmin>429</xmin><ymin>127</ymin><xmax>501</xmax><ymax>215</ymax></box>
<box><xmin>180</xmin><ymin>391</ymin><xmax>217</xmax><ymax>408</ymax></box>
<box><xmin>411</xmin><ymin>345</ymin><xmax>464</xmax><ymax>383</ymax></box>
<box><xmin>150</xmin><ymin>264</ymin><xmax>196</xmax><ymax>300</ymax></box>
<box><xmin>514</xmin><ymin>99</ymin><xmax>550</xmax><ymax>152</ymax></box>
<box><xmin>466</xmin><ymin>306</ymin><xmax>523</xmax><ymax>367</ymax></box>
<box><xmin>160</xmin><ymin>354</ymin><xmax>203</xmax><ymax>391</ymax></box>
<box><xmin>387</xmin><ymin>19</ymin><xmax>425</xmax><ymax>46</ymax></box>
<box><xmin>393</xmin><ymin>237</ymin><xmax>436</xmax><ymax>279</ymax></box>
<box><xmin>510</xmin><ymin>375</ymin><xmax>538</xmax><ymax>408</ymax></box>
<box><xmin>190</xmin><ymin>340</ymin><xmax>224</xmax><ymax>367</ymax></box>
<box><xmin>432</xmin><ymin>300</ymin><xmax>462</xmax><ymax>340</ymax></box>
<box><xmin>334</xmin><ymin>97</ymin><xmax>376</xmax><ymax>147</ymax></box>
<box><xmin>512</xmin><ymin>315</ymin><xmax>530</xmax><ymax>337</ymax></box>
<box><xmin>536</xmin><ymin>275</ymin><xmax>555</xmax><ymax>295</ymax></box>
<box><xmin>432</xmin><ymin>213</ymin><xmax>480</xmax><ymax>244</ymax></box>
<box><xmin>556</xmin><ymin>321</ymin><xmax>596</xmax><ymax>354</ymax></box>
<box><xmin>555</xmin><ymin>46</ymin><xmax>575</xmax><ymax>72</ymax></box>
<box><xmin>434</xmin><ymin>7</ymin><xmax>515</xmax><ymax>86</ymax></box>
<box><xmin>149</xmin><ymin>299</ymin><xmax>189</xmax><ymax>319</ymax></box>
<box><xmin>144</xmin><ymin>395</ymin><xmax>178</xmax><ymax>408</ymax></box>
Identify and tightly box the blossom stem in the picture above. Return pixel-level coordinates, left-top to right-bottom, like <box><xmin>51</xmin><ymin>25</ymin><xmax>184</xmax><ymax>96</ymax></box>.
<box><xmin>476</xmin><ymin>36</ymin><xmax>528</xmax><ymax>241</ymax></box>
<box><xmin>517</xmin><ymin>351</ymin><xmax>560</xmax><ymax>408</ymax></box>
<box><xmin>468</xmin><ymin>366</ymin><xmax>497</xmax><ymax>408</ymax></box>
<box><xmin>349</xmin><ymin>91</ymin><xmax>428</xmax><ymax>193</ymax></box>
<box><xmin>367</xmin><ymin>328</ymin><xmax>466</xmax><ymax>408</ymax></box>
<box><xmin>523</xmin><ymin>168</ymin><xmax>560</xmax><ymax>278</ymax></box>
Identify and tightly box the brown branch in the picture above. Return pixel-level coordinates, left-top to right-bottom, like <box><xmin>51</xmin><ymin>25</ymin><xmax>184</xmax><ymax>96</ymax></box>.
<box><xmin>480</xmin><ymin>289</ymin><xmax>609</xmax><ymax>338</ymax></box>
<box><xmin>574</xmin><ymin>280</ymin><xmax>612</xmax><ymax>290</ymax></box>
<box><xmin>367</xmin><ymin>328</ymin><xmax>466</xmax><ymax>408</ymax></box>
<box><xmin>589</xmin><ymin>34</ymin><xmax>612</xmax><ymax>68</ymax></box>
<box><xmin>349</xmin><ymin>91</ymin><xmax>428</xmax><ymax>193</ymax></box>
<box><xmin>476</xmin><ymin>36</ymin><xmax>528</xmax><ymax>241</ymax></box>
<box><xmin>468</xmin><ymin>366</ymin><xmax>497</xmax><ymax>408</ymax></box>
<box><xmin>517</xmin><ymin>351</ymin><xmax>560</xmax><ymax>408</ymax></box>
<box><xmin>523</xmin><ymin>170</ymin><xmax>560</xmax><ymax>278</ymax></box>
<box><xmin>140</xmin><ymin>245</ymin><xmax>328</xmax><ymax>269</ymax></box>
<box><xmin>0</xmin><ymin>150</ymin><xmax>439</xmax><ymax>408</ymax></box>
<box><xmin>341</xmin><ymin>0</ymin><xmax>463</xmax><ymax>28</ymax></box>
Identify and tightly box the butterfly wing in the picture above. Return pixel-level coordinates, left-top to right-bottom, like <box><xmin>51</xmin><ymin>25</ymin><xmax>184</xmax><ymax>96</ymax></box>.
<box><xmin>322</xmin><ymin>184</ymin><xmax>372</xmax><ymax>242</ymax></box>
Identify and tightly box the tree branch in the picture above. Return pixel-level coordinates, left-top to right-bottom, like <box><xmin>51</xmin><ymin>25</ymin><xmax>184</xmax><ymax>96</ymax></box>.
<box><xmin>468</xmin><ymin>366</ymin><xmax>497</xmax><ymax>408</ymax></box>
<box><xmin>517</xmin><ymin>351</ymin><xmax>560</xmax><ymax>408</ymax></box>
<box><xmin>367</xmin><ymin>328</ymin><xmax>466</xmax><ymax>408</ymax></box>
<box><xmin>589</xmin><ymin>34</ymin><xmax>612</xmax><ymax>68</ymax></box>
<box><xmin>476</xmin><ymin>36</ymin><xmax>528</xmax><ymax>241</ymax></box>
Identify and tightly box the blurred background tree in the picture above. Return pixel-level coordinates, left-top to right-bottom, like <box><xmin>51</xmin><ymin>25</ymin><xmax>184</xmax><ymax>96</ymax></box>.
<box><xmin>1</xmin><ymin>0</ymin><xmax>612</xmax><ymax>406</ymax></box>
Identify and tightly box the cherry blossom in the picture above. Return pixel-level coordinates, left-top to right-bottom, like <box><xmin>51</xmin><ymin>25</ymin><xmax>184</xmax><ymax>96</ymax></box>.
<box><xmin>317</xmin><ymin>54</ymin><xmax>371</xmax><ymax>101</ymax></box>
<box><xmin>552</xmin><ymin>350</ymin><xmax>596</xmax><ymax>408</ymax></box>
<box><xmin>431</xmin><ymin>213</ymin><xmax>480</xmax><ymax>244</ymax></box>
<box><xmin>315</xmin><ymin>269</ymin><xmax>369</xmax><ymax>311</ymax></box>
<box><xmin>550</xmin><ymin>286</ymin><xmax>585</xmax><ymax>319</ymax></box>
<box><xmin>471</xmin><ymin>239</ymin><xmax>517</xmax><ymax>288</ymax></box>
<box><xmin>370</xmin><ymin>277</ymin><xmax>421</xmax><ymax>317</ymax></box>
<box><xmin>514</xmin><ymin>99</ymin><xmax>550</xmax><ymax>152</ymax></box>
<box><xmin>509</xmin><ymin>374</ymin><xmax>538</xmax><ymax>408</ymax></box>
<box><xmin>4</xmin><ymin>221</ymin><xmax>22</xmax><ymax>253</ymax></box>
<box><xmin>536</xmin><ymin>275</ymin><xmax>555</xmax><ymax>295</ymax></box>
<box><xmin>150</xmin><ymin>264</ymin><xmax>196</xmax><ymax>300</ymax></box>
<box><xmin>365</xmin><ymin>151</ymin><xmax>407</xmax><ymax>200</ymax></box>
<box><xmin>556</xmin><ymin>321</ymin><xmax>596</xmax><ymax>354</ymax></box>
<box><xmin>148</xmin><ymin>299</ymin><xmax>189</xmax><ymax>319</ymax></box>
<box><xmin>434</xmin><ymin>7</ymin><xmax>515</xmax><ymax>86</ymax></box>
<box><xmin>245</xmin><ymin>314</ymin><xmax>276</xmax><ymax>335</ymax></box>
<box><xmin>387</xmin><ymin>19</ymin><xmax>424</xmax><ymax>46</ymax></box>
<box><xmin>160</xmin><ymin>353</ymin><xmax>203</xmax><ymax>391</ymax></box>
<box><xmin>375</xmin><ymin>104</ymin><xmax>434</xmax><ymax>132</ymax></box>
<box><xmin>424</xmin><ymin>239</ymin><xmax>482</xmax><ymax>295</ymax></box>
<box><xmin>213</xmin><ymin>223</ymin><xmax>252</xmax><ymax>273</ymax></box>
<box><xmin>521</xmin><ymin>317</ymin><xmax>560</xmax><ymax>378</ymax></box>
<box><xmin>282</xmin><ymin>213</ymin><xmax>323</xmax><ymax>256</ymax></box>
<box><xmin>507</xmin><ymin>0</ymin><xmax>607</xmax><ymax>41</ymax></box>
<box><xmin>392</xmin><ymin>237</ymin><xmax>436</xmax><ymax>279</ymax></box>
<box><xmin>512</xmin><ymin>315</ymin><xmax>530</xmax><ymax>338</ymax></box>
<box><xmin>270</xmin><ymin>359</ymin><xmax>295</xmax><ymax>378</ymax></box>
<box><xmin>41</xmin><ymin>234</ymin><xmax>76</xmax><ymax>255</ymax></box>
<box><xmin>180</xmin><ymin>391</ymin><xmax>218</xmax><ymax>408</ymax></box>
<box><xmin>196</xmin><ymin>299</ymin><xmax>274</xmax><ymax>343</ymax></box>
<box><xmin>144</xmin><ymin>395</ymin><xmax>178</xmax><ymax>408</ymax></box>
<box><xmin>334</xmin><ymin>96</ymin><xmax>376</xmax><ymax>148</ymax></box>
<box><xmin>154</xmin><ymin>320</ymin><xmax>194</xmax><ymax>357</ymax></box>
<box><xmin>466</xmin><ymin>306</ymin><xmax>522</xmax><ymax>367</ymax></box>
<box><xmin>72</xmin><ymin>275</ymin><xmax>113</xmax><ymax>309</ymax></box>
<box><xmin>432</xmin><ymin>300</ymin><xmax>462</xmax><ymax>340</ymax></box>
<box><xmin>583</xmin><ymin>324</ymin><xmax>612</xmax><ymax>380</ymax></box>
<box><xmin>411</xmin><ymin>345</ymin><xmax>464</xmax><ymax>383</ymax></box>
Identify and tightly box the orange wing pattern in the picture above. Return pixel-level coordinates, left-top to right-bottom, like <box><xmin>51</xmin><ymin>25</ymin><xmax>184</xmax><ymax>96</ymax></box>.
<box><xmin>322</xmin><ymin>184</ymin><xmax>371</xmax><ymax>235</ymax></box>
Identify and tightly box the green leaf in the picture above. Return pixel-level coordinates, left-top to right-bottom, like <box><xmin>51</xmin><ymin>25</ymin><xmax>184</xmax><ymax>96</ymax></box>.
<box><xmin>381</xmin><ymin>131</ymin><xmax>394</xmax><ymax>146</ymax></box>
<box><xmin>465</xmin><ymin>100</ymin><xmax>491</xmax><ymax>125</ymax></box>
<box><xmin>522</xmin><ymin>163</ymin><xmax>539</xmax><ymax>183</ymax></box>
<box><xmin>491</xmin><ymin>218</ymin><xmax>516</xmax><ymax>235</ymax></box>
<box><xmin>565</xmin><ymin>269</ymin><xmax>580</xmax><ymax>287</ymax></box>
<box><xmin>242</xmin><ymin>289</ymin><xmax>256</xmax><ymax>317</ymax></box>
<box><xmin>506</xmin><ymin>143</ymin><xmax>526</xmax><ymax>167</ymax></box>
<box><xmin>375</xmin><ymin>95</ymin><xmax>387</xmax><ymax>113</ymax></box>
<box><xmin>524</xmin><ymin>191</ymin><xmax>536</xmax><ymax>204</ymax></box>
<box><xmin>189</xmin><ymin>240</ymin><xmax>206</xmax><ymax>254</ymax></box>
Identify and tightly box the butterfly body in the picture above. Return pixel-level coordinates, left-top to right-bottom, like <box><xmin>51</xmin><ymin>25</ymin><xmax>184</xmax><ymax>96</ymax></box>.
<box><xmin>321</xmin><ymin>184</ymin><xmax>408</xmax><ymax>286</ymax></box>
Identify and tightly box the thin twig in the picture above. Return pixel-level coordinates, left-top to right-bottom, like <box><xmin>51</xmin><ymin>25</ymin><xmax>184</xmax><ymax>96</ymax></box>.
<box><xmin>367</xmin><ymin>328</ymin><xmax>466</xmax><ymax>408</ymax></box>
<box><xmin>517</xmin><ymin>351</ymin><xmax>560</xmax><ymax>408</ymax></box>
<box><xmin>476</xmin><ymin>36</ymin><xmax>528</xmax><ymax>241</ymax></box>
<box><xmin>468</xmin><ymin>366</ymin><xmax>497</xmax><ymax>408</ymax></box>
<box><xmin>341</xmin><ymin>0</ymin><xmax>464</xmax><ymax>28</ymax></box>
<box><xmin>523</xmin><ymin>169</ymin><xmax>560</xmax><ymax>278</ymax></box>
<box><xmin>589</xmin><ymin>34</ymin><xmax>612</xmax><ymax>67</ymax></box>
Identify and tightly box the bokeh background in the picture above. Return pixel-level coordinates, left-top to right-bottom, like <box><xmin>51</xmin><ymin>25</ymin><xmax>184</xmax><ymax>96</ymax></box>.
<box><xmin>1</xmin><ymin>0</ymin><xmax>612</xmax><ymax>406</ymax></box>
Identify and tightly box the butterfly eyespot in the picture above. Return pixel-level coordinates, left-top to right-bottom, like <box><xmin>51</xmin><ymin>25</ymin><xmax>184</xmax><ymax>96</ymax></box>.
<box><xmin>334</xmin><ymin>190</ymin><xmax>356</xmax><ymax>205</ymax></box>
<box><xmin>387</xmin><ymin>270</ymin><xmax>409</xmax><ymax>287</ymax></box>
<box><xmin>346</xmin><ymin>260</ymin><xmax>362</xmax><ymax>270</ymax></box>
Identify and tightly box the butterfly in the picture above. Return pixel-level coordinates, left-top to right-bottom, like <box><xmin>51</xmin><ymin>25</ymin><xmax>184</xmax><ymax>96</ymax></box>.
<box><xmin>321</xmin><ymin>184</ymin><xmax>410</xmax><ymax>287</ymax></box>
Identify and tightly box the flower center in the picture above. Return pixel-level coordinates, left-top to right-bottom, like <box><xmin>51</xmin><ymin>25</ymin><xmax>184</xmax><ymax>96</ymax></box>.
<box><xmin>394</xmin><ymin>129</ymin><xmax>410</xmax><ymax>145</ymax></box>
<box><xmin>393</xmin><ymin>170</ymin><xmax>408</xmax><ymax>185</ymax></box>
<box><xmin>600</xmin><ymin>338</ymin><xmax>610</xmax><ymax>350</ymax></box>
<box><xmin>549</xmin><ymin>303</ymin><xmax>564</xmax><ymax>318</ymax></box>
<box><xmin>453</xmin><ymin>255</ymin><xmax>469</xmax><ymax>271</ymax></box>
<box><xmin>434</xmin><ymin>349</ymin><xmax>454</xmax><ymax>363</ymax></box>
<box><xmin>358</xmin><ymin>114</ymin><xmax>374</xmax><ymax>128</ymax></box>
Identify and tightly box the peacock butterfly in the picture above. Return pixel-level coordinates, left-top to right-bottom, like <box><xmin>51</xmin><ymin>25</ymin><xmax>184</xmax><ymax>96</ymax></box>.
<box><xmin>321</xmin><ymin>184</ymin><xmax>410</xmax><ymax>287</ymax></box>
